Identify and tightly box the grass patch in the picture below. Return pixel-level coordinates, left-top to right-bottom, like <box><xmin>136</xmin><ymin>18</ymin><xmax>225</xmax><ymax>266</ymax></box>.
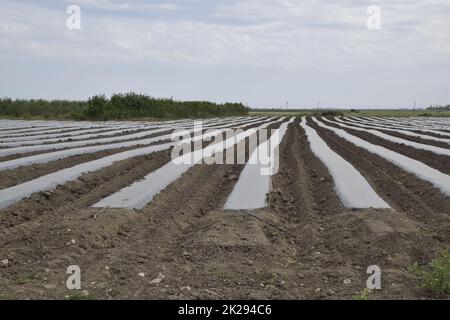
<box><xmin>67</xmin><ymin>291</ymin><xmax>95</xmax><ymax>300</ymax></box>
<box><xmin>351</xmin><ymin>288</ymin><xmax>372</xmax><ymax>300</ymax></box>
<box><xmin>15</xmin><ymin>274</ymin><xmax>36</xmax><ymax>285</ymax></box>
<box><xmin>409</xmin><ymin>250</ymin><xmax>450</xmax><ymax>297</ymax></box>
<box><xmin>250</xmin><ymin>109</ymin><xmax>450</xmax><ymax>118</ymax></box>
<box><xmin>319</xmin><ymin>110</ymin><xmax>345</xmax><ymax>117</ymax></box>
<box><xmin>0</xmin><ymin>93</ymin><xmax>249</xmax><ymax>121</ymax></box>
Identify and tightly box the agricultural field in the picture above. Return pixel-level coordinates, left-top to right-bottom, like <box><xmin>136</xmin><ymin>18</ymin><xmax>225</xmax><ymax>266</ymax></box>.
<box><xmin>0</xmin><ymin>116</ymin><xmax>448</xmax><ymax>299</ymax></box>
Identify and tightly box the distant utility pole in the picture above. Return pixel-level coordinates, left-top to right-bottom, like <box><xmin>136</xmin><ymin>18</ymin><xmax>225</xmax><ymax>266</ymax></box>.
<box><xmin>317</xmin><ymin>100</ymin><xmax>321</xmax><ymax>110</ymax></box>
<box><xmin>412</xmin><ymin>101</ymin><xmax>417</xmax><ymax>117</ymax></box>
<box><xmin>285</xmin><ymin>101</ymin><xmax>289</xmax><ymax>110</ymax></box>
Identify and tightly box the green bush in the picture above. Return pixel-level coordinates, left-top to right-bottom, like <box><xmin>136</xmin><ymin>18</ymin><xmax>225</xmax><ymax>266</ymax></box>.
<box><xmin>85</xmin><ymin>94</ymin><xmax>108</xmax><ymax>119</ymax></box>
<box><xmin>0</xmin><ymin>93</ymin><xmax>249</xmax><ymax>120</ymax></box>
<box><xmin>83</xmin><ymin>93</ymin><xmax>249</xmax><ymax>120</ymax></box>
<box><xmin>427</xmin><ymin>105</ymin><xmax>450</xmax><ymax>111</ymax></box>
<box><xmin>410</xmin><ymin>250</ymin><xmax>450</xmax><ymax>297</ymax></box>
<box><xmin>0</xmin><ymin>97</ymin><xmax>86</xmax><ymax>119</ymax></box>
<box><xmin>351</xmin><ymin>288</ymin><xmax>372</xmax><ymax>300</ymax></box>
<box><xmin>319</xmin><ymin>110</ymin><xmax>345</xmax><ymax>117</ymax></box>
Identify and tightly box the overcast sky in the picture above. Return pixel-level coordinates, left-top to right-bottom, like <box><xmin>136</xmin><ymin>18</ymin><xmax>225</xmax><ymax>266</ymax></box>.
<box><xmin>0</xmin><ymin>0</ymin><xmax>449</xmax><ymax>109</ymax></box>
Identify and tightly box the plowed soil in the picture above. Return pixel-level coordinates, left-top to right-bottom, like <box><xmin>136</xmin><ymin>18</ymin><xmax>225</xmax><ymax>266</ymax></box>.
<box><xmin>0</xmin><ymin>118</ymin><xmax>448</xmax><ymax>300</ymax></box>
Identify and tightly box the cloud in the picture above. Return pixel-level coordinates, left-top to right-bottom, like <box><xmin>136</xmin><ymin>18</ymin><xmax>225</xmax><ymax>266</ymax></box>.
<box><xmin>0</xmin><ymin>0</ymin><xmax>449</xmax><ymax>106</ymax></box>
<box><xmin>1</xmin><ymin>0</ymin><xmax>448</xmax><ymax>67</ymax></box>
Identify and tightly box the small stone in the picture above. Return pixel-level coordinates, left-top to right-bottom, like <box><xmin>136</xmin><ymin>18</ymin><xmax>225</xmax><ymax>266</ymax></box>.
<box><xmin>343</xmin><ymin>279</ymin><xmax>351</xmax><ymax>285</ymax></box>
<box><xmin>42</xmin><ymin>191</ymin><xmax>51</xmax><ymax>199</ymax></box>
<box><xmin>204</xmin><ymin>289</ymin><xmax>218</xmax><ymax>296</ymax></box>
<box><xmin>44</xmin><ymin>284</ymin><xmax>57</xmax><ymax>290</ymax></box>
<box><xmin>180</xmin><ymin>286</ymin><xmax>191</xmax><ymax>291</ymax></box>
<box><xmin>105</xmin><ymin>266</ymin><xmax>110</xmax><ymax>270</ymax></box>
<box><xmin>150</xmin><ymin>273</ymin><xmax>165</xmax><ymax>284</ymax></box>
<box><xmin>1</xmin><ymin>259</ymin><xmax>9</xmax><ymax>265</ymax></box>
<box><xmin>138</xmin><ymin>272</ymin><xmax>145</xmax><ymax>277</ymax></box>
<box><xmin>315</xmin><ymin>288</ymin><xmax>321</xmax><ymax>293</ymax></box>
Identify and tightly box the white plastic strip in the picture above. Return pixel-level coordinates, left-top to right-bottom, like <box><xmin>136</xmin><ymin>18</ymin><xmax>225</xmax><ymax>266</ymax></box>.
<box><xmin>301</xmin><ymin>118</ymin><xmax>389</xmax><ymax>208</ymax></box>
<box><xmin>0</xmin><ymin>119</ymin><xmax>266</xmax><ymax>208</ymax></box>
<box><xmin>347</xmin><ymin>117</ymin><xmax>450</xmax><ymax>137</ymax></box>
<box><xmin>223</xmin><ymin>118</ymin><xmax>295</xmax><ymax>210</ymax></box>
<box><xmin>312</xmin><ymin>117</ymin><xmax>450</xmax><ymax>196</ymax></box>
<box><xmin>325</xmin><ymin>118</ymin><xmax>450</xmax><ymax>156</ymax></box>
<box><xmin>0</xmin><ymin>125</ymin><xmax>142</xmax><ymax>143</ymax></box>
<box><xmin>92</xmin><ymin>118</ymin><xmax>285</xmax><ymax>209</ymax></box>
<box><xmin>337</xmin><ymin>117</ymin><xmax>450</xmax><ymax>144</ymax></box>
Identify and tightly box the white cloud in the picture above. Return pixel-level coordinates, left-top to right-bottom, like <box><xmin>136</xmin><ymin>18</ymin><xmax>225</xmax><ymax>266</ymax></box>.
<box><xmin>1</xmin><ymin>0</ymin><xmax>448</xmax><ymax>68</ymax></box>
<box><xmin>0</xmin><ymin>0</ymin><xmax>449</xmax><ymax>106</ymax></box>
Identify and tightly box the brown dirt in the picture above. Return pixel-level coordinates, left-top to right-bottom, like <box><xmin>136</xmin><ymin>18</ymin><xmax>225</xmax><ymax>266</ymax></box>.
<box><xmin>330</xmin><ymin>119</ymin><xmax>450</xmax><ymax>149</ymax></box>
<box><xmin>0</xmin><ymin>117</ymin><xmax>448</xmax><ymax>300</ymax></box>
<box><xmin>322</xmin><ymin>120</ymin><xmax>450</xmax><ymax>175</ymax></box>
<box><xmin>0</xmin><ymin>129</ymin><xmax>173</xmax><ymax>162</ymax></box>
<box><xmin>369</xmin><ymin>128</ymin><xmax>450</xmax><ymax>149</ymax></box>
<box><xmin>17</xmin><ymin>128</ymin><xmax>169</xmax><ymax>146</ymax></box>
<box><xmin>342</xmin><ymin>118</ymin><xmax>450</xmax><ymax>139</ymax></box>
<box><xmin>0</xmin><ymin>135</ymin><xmax>178</xmax><ymax>190</ymax></box>
<box><xmin>0</xmin><ymin>126</ymin><xmax>107</xmax><ymax>139</ymax></box>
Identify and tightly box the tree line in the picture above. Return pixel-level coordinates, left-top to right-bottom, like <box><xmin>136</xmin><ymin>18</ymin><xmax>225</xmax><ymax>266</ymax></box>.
<box><xmin>0</xmin><ymin>93</ymin><xmax>250</xmax><ymax>120</ymax></box>
<box><xmin>427</xmin><ymin>105</ymin><xmax>450</xmax><ymax>111</ymax></box>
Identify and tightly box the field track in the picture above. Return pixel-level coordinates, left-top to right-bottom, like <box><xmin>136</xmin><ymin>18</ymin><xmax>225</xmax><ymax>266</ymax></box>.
<box><xmin>0</xmin><ymin>116</ymin><xmax>448</xmax><ymax>299</ymax></box>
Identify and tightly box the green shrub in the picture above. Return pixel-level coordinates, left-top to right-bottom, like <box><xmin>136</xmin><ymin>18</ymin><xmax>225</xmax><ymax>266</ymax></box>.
<box><xmin>0</xmin><ymin>93</ymin><xmax>249</xmax><ymax>120</ymax></box>
<box><xmin>85</xmin><ymin>94</ymin><xmax>108</xmax><ymax>119</ymax></box>
<box><xmin>319</xmin><ymin>110</ymin><xmax>345</xmax><ymax>117</ymax></box>
<box><xmin>427</xmin><ymin>104</ymin><xmax>450</xmax><ymax>111</ymax></box>
<box><xmin>410</xmin><ymin>250</ymin><xmax>450</xmax><ymax>297</ymax></box>
<box><xmin>0</xmin><ymin>97</ymin><xmax>86</xmax><ymax>119</ymax></box>
<box><xmin>83</xmin><ymin>93</ymin><xmax>249</xmax><ymax>120</ymax></box>
<box><xmin>351</xmin><ymin>288</ymin><xmax>371</xmax><ymax>300</ymax></box>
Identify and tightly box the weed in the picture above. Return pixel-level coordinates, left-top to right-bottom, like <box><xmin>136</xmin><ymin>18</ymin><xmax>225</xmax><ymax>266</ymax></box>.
<box><xmin>409</xmin><ymin>250</ymin><xmax>450</xmax><ymax>297</ymax></box>
<box><xmin>352</xmin><ymin>288</ymin><xmax>372</xmax><ymax>300</ymax></box>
